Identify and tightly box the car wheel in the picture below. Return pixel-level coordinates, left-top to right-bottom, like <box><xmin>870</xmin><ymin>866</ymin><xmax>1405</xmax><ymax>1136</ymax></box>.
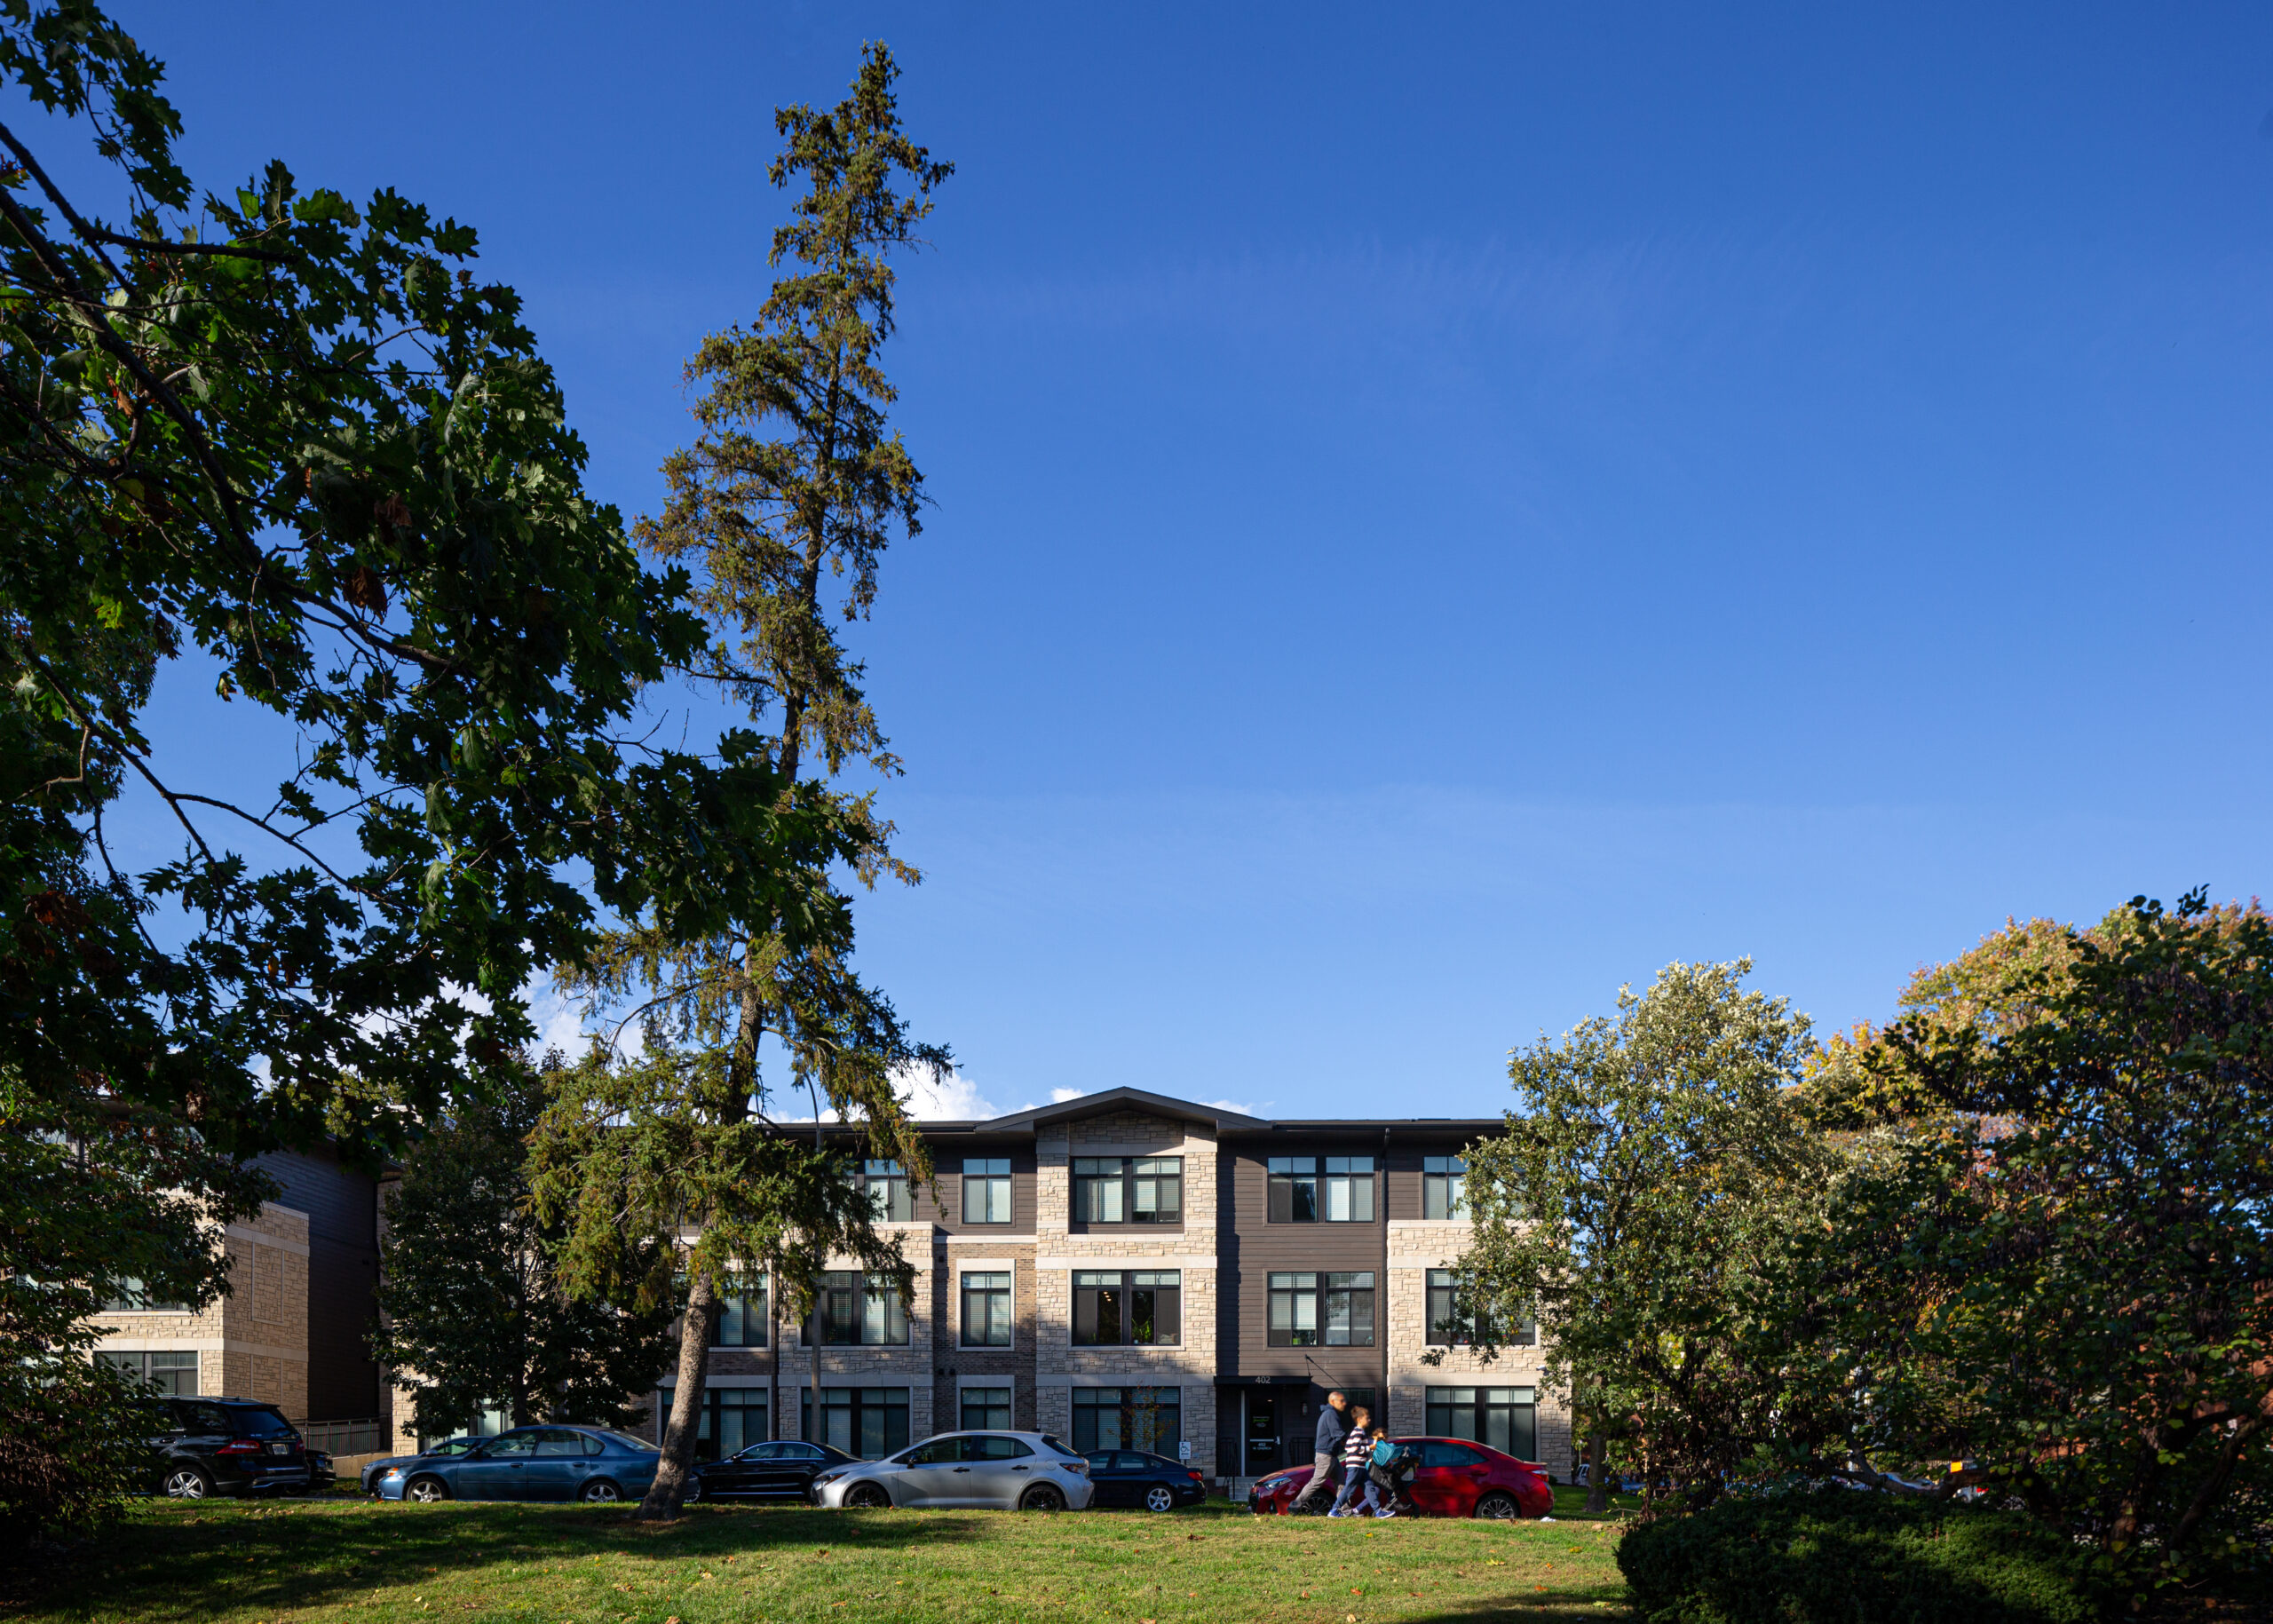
<box><xmin>1020</xmin><ymin>1484</ymin><xmax>1067</xmax><ymax>1512</ymax></box>
<box><xmin>1474</xmin><ymin>1491</ymin><xmax>1520</xmax><ymax>1519</ymax></box>
<box><xmin>1144</xmin><ymin>1485</ymin><xmax>1176</xmax><ymax>1513</ymax></box>
<box><xmin>578</xmin><ymin>1478</ymin><xmax>623</xmax><ymax>1504</ymax></box>
<box><xmin>845</xmin><ymin>1482</ymin><xmax>891</xmax><ymax>1509</ymax></box>
<box><xmin>162</xmin><ymin>1466</ymin><xmax>212</xmax><ymax>1500</ymax></box>
<box><xmin>405</xmin><ymin>1476</ymin><xmax>450</xmax><ymax>1503</ymax></box>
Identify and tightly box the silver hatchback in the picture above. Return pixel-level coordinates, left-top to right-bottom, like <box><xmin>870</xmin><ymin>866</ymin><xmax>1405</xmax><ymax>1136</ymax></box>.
<box><xmin>811</xmin><ymin>1430</ymin><xmax>1094</xmax><ymax>1511</ymax></box>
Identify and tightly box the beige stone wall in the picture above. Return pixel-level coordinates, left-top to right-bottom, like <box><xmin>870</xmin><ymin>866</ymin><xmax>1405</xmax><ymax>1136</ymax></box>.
<box><xmin>1384</xmin><ymin>1219</ymin><xmax>1571</xmax><ymax>1477</ymax></box>
<box><xmin>1034</xmin><ymin>1113</ymin><xmax>1220</xmax><ymax>1477</ymax></box>
<box><xmin>88</xmin><ymin>1201</ymin><xmax>311</xmax><ymax>1422</ymax></box>
<box><xmin>776</xmin><ymin>1222</ymin><xmax>936</xmax><ymax>1446</ymax></box>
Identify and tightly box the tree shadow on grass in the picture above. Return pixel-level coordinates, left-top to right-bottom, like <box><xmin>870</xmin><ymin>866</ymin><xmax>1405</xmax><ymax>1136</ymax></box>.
<box><xmin>9</xmin><ymin>1499</ymin><xmax>988</xmax><ymax>1621</ymax></box>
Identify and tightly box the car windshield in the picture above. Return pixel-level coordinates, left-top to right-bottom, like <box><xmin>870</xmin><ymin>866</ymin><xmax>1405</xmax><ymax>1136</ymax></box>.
<box><xmin>228</xmin><ymin>1406</ymin><xmax>295</xmax><ymax>1438</ymax></box>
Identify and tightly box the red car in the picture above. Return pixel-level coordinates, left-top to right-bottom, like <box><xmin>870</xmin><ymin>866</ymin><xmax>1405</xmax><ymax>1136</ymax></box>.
<box><xmin>1247</xmin><ymin>1437</ymin><xmax>1553</xmax><ymax>1519</ymax></box>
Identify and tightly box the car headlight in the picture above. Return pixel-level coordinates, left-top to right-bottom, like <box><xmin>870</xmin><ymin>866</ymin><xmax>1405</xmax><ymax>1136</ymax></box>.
<box><xmin>382</xmin><ymin>1468</ymin><xmax>403</xmax><ymax>1479</ymax></box>
<box><xmin>812</xmin><ymin>1470</ymin><xmax>843</xmax><ymax>1488</ymax></box>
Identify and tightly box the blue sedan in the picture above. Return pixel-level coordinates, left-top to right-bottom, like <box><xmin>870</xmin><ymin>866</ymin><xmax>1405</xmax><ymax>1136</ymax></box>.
<box><xmin>375</xmin><ymin>1425</ymin><xmax>662</xmax><ymax>1504</ymax></box>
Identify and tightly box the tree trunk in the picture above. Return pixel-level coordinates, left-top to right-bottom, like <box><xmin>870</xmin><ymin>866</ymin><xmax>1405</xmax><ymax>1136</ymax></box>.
<box><xmin>1582</xmin><ymin>1430</ymin><xmax>1609</xmax><ymax>1515</ymax></box>
<box><xmin>640</xmin><ymin>1266</ymin><xmax>715</xmax><ymax>1520</ymax></box>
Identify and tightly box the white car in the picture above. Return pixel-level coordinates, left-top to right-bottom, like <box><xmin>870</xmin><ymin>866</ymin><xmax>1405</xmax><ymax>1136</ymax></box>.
<box><xmin>811</xmin><ymin>1430</ymin><xmax>1094</xmax><ymax>1511</ymax></box>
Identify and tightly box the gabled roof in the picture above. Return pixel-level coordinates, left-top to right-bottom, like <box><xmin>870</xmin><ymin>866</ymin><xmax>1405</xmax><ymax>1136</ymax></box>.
<box><xmin>970</xmin><ymin>1086</ymin><xmax>1271</xmax><ymax>1136</ymax></box>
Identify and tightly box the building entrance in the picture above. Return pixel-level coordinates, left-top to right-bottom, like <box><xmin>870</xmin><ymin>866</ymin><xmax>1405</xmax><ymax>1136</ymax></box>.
<box><xmin>1243</xmin><ymin>1390</ymin><xmax>1281</xmax><ymax>1477</ymax></box>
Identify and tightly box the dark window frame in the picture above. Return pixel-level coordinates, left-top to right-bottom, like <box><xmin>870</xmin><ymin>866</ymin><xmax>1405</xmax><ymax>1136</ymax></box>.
<box><xmin>1070</xmin><ymin>1386</ymin><xmax>1182</xmax><ymax>1454</ymax></box>
<box><xmin>1070</xmin><ymin>1156</ymin><xmax>1184</xmax><ymax>1225</ymax></box>
<box><xmin>961</xmin><ymin>1158</ymin><xmax>1013</xmax><ymax>1224</ymax></box>
<box><xmin>693</xmin><ymin>1386</ymin><xmax>770</xmax><ymax>1462</ymax></box>
<box><xmin>804</xmin><ymin>1385</ymin><xmax>910</xmax><ymax>1460</ymax></box>
<box><xmin>1422</xmin><ymin>1155</ymin><xmax>1469</xmax><ymax>1220</ymax></box>
<box><xmin>960</xmin><ymin>1269</ymin><xmax>1012</xmax><ymax>1348</ymax></box>
<box><xmin>1424</xmin><ymin>1385</ymin><xmax>1539</xmax><ymax>1461</ymax></box>
<box><xmin>102</xmin><ymin>1350</ymin><xmax>198</xmax><ymax>1395</ymax></box>
<box><xmin>806</xmin><ymin>1271</ymin><xmax>909</xmax><ymax>1346</ymax></box>
<box><xmin>1265</xmin><ymin>1271</ymin><xmax>1376</xmax><ymax>1346</ymax></box>
<box><xmin>1071</xmin><ymin>1269</ymin><xmax>1181</xmax><ymax>1345</ymax></box>
<box><xmin>713</xmin><ymin>1273</ymin><xmax>768</xmax><ymax>1347</ymax></box>
<box><xmin>1266</xmin><ymin>1155</ymin><xmax>1375</xmax><ymax>1223</ymax></box>
<box><xmin>959</xmin><ymin>1385</ymin><xmax>1013</xmax><ymax>1431</ymax></box>
<box><xmin>858</xmin><ymin>1159</ymin><xmax>914</xmax><ymax>1222</ymax></box>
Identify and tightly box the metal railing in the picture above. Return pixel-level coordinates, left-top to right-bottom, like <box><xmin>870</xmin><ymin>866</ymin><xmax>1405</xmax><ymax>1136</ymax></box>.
<box><xmin>297</xmin><ymin>1417</ymin><xmax>386</xmax><ymax>1455</ymax></box>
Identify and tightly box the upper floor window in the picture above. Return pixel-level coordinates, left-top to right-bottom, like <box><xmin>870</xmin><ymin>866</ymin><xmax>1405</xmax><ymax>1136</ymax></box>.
<box><xmin>1267</xmin><ymin>1155</ymin><xmax>1374</xmax><ymax>1222</ymax></box>
<box><xmin>1423</xmin><ymin>1155</ymin><xmax>1469</xmax><ymax>1220</ymax></box>
<box><xmin>101</xmin><ymin>1279</ymin><xmax>189</xmax><ymax>1313</ymax></box>
<box><xmin>809</xmin><ymin>1271</ymin><xmax>908</xmax><ymax>1346</ymax></box>
<box><xmin>961</xmin><ymin>1270</ymin><xmax>1012</xmax><ymax>1347</ymax></box>
<box><xmin>1426</xmin><ymin>1269</ymin><xmax>1535</xmax><ymax>1348</ymax></box>
<box><xmin>962</xmin><ymin>1158</ymin><xmax>1012</xmax><ymax>1224</ymax></box>
<box><xmin>1072</xmin><ymin>1270</ymin><xmax>1181</xmax><ymax>1345</ymax></box>
<box><xmin>715</xmin><ymin>1273</ymin><xmax>768</xmax><ymax>1347</ymax></box>
<box><xmin>859</xmin><ymin>1160</ymin><xmax>914</xmax><ymax>1222</ymax></box>
<box><xmin>1266</xmin><ymin>1271</ymin><xmax>1375</xmax><ymax>1346</ymax></box>
<box><xmin>1072</xmin><ymin>1157</ymin><xmax>1182</xmax><ymax>1224</ymax></box>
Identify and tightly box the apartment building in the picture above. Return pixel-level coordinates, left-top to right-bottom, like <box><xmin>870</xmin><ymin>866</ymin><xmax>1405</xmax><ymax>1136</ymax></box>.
<box><xmin>90</xmin><ymin>1145</ymin><xmax>385</xmax><ymax>1430</ymax></box>
<box><xmin>652</xmin><ymin>1088</ymin><xmax>1569</xmax><ymax>1486</ymax></box>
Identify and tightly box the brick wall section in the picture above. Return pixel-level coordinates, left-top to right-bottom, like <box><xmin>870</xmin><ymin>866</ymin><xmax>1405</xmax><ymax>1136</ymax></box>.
<box><xmin>776</xmin><ymin>1223</ymin><xmax>936</xmax><ymax>1445</ymax></box>
<box><xmin>1384</xmin><ymin>1220</ymin><xmax>1571</xmax><ymax>1477</ymax></box>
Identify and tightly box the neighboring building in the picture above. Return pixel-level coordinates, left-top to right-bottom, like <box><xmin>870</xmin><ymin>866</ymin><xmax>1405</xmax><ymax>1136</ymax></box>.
<box><xmin>645</xmin><ymin>1088</ymin><xmax>1566</xmax><ymax>1486</ymax></box>
<box><xmin>90</xmin><ymin>1146</ymin><xmax>385</xmax><ymax>1438</ymax></box>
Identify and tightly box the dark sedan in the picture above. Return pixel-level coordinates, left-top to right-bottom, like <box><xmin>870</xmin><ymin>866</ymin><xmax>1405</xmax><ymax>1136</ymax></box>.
<box><xmin>1083</xmin><ymin>1449</ymin><xmax>1208</xmax><ymax>1511</ymax></box>
<box><xmin>689</xmin><ymin>1439</ymin><xmax>856</xmax><ymax>1501</ymax></box>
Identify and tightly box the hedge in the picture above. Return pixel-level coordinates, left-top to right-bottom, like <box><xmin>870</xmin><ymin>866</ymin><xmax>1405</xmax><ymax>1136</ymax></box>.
<box><xmin>1616</xmin><ymin>1486</ymin><xmax>2111</xmax><ymax>1624</ymax></box>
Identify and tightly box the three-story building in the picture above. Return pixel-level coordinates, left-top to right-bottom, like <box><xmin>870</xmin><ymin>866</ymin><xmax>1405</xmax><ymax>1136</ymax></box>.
<box><xmin>645</xmin><ymin>1088</ymin><xmax>1569</xmax><ymax>1487</ymax></box>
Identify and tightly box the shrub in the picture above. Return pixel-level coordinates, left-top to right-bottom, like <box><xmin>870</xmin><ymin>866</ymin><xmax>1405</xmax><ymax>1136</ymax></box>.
<box><xmin>1617</xmin><ymin>1487</ymin><xmax>2110</xmax><ymax>1624</ymax></box>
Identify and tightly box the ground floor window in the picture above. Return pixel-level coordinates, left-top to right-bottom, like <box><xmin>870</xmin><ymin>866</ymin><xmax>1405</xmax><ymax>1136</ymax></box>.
<box><xmin>100</xmin><ymin>1350</ymin><xmax>197</xmax><ymax>1396</ymax></box>
<box><xmin>1071</xmin><ymin>1386</ymin><xmax>1181</xmax><ymax>1455</ymax></box>
<box><xmin>694</xmin><ymin>1387</ymin><xmax>769</xmax><ymax>1462</ymax></box>
<box><xmin>1424</xmin><ymin>1385</ymin><xmax>1537</xmax><ymax>1460</ymax></box>
<box><xmin>803</xmin><ymin>1386</ymin><xmax>909</xmax><ymax>1460</ymax></box>
<box><xmin>960</xmin><ymin>1385</ymin><xmax>1012</xmax><ymax>1431</ymax></box>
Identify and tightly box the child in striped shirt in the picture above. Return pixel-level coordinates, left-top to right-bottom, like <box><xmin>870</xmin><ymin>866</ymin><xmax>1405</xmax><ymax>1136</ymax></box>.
<box><xmin>1327</xmin><ymin>1409</ymin><xmax>1379</xmax><ymax>1516</ymax></box>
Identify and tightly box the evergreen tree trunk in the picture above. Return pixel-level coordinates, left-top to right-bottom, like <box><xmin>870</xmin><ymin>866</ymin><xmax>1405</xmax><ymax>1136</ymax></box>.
<box><xmin>1583</xmin><ymin>1427</ymin><xmax>1609</xmax><ymax>1515</ymax></box>
<box><xmin>642</xmin><ymin>1267</ymin><xmax>716</xmax><ymax>1519</ymax></box>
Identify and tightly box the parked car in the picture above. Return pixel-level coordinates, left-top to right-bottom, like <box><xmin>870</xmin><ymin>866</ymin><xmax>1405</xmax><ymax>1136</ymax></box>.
<box><xmin>1247</xmin><ymin>1437</ymin><xmax>1553</xmax><ymax>1520</ymax></box>
<box><xmin>1081</xmin><ymin>1449</ymin><xmax>1208</xmax><ymax>1511</ymax></box>
<box><xmin>688</xmin><ymin>1438</ymin><xmax>857</xmax><ymax>1501</ymax></box>
<box><xmin>305</xmin><ymin>1449</ymin><xmax>336</xmax><ymax>1493</ymax></box>
<box><xmin>147</xmin><ymin>1397</ymin><xmax>313</xmax><ymax>1500</ymax></box>
<box><xmin>810</xmin><ymin>1430</ymin><xmax>1094</xmax><ymax>1511</ymax></box>
<box><xmin>360</xmin><ymin>1435</ymin><xmax>483</xmax><ymax>1496</ymax></box>
<box><xmin>375</xmin><ymin>1425</ymin><xmax>662</xmax><ymax>1504</ymax></box>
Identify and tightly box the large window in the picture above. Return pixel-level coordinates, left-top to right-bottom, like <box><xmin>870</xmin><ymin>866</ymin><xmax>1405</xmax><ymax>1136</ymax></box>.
<box><xmin>1267</xmin><ymin>1156</ymin><xmax>1374</xmax><ymax>1222</ymax></box>
<box><xmin>1425</xmin><ymin>1271</ymin><xmax>1533</xmax><ymax>1347</ymax></box>
<box><xmin>1071</xmin><ymin>1271</ymin><xmax>1181</xmax><ymax>1345</ymax></box>
<box><xmin>1265</xmin><ymin>1271</ymin><xmax>1375</xmax><ymax>1346</ymax></box>
<box><xmin>960</xmin><ymin>1385</ymin><xmax>1012</xmax><ymax>1432</ymax></box>
<box><xmin>101</xmin><ymin>1279</ymin><xmax>189</xmax><ymax>1313</ymax></box>
<box><xmin>1422</xmin><ymin>1156</ymin><xmax>1468</xmax><ymax>1220</ymax></box>
<box><xmin>961</xmin><ymin>1271</ymin><xmax>1012</xmax><ymax>1347</ymax></box>
<box><xmin>101</xmin><ymin>1350</ymin><xmax>197</xmax><ymax>1395</ymax></box>
<box><xmin>1425</xmin><ymin>1386</ymin><xmax>1538</xmax><ymax>1461</ymax></box>
<box><xmin>1072</xmin><ymin>1387</ymin><xmax>1181</xmax><ymax>1455</ymax></box>
<box><xmin>804</xmin><ymin>1386</ymin><xmax>909</xmax><ymax>1460</ymax></box>
<box><xmin>859</xmin><ymin>1160</ymin><xmax>914</xmax><ymax>1222</ymax></box>
<box><xmin>1071</xmin><ymin>1157</ymin><xmax>1182</xmax><ymax>1224</ymax></box>
<box><xmin>809</xmin><ymin>1271</ymin><xmax>908</xmax><ymax>1346</ymax></box>
<box><xmin>715</xmin><ymin>1274</ymin><xmax>768</xmax><ymax>1347</ymax></box>
<box><xmin>694</xmin><ymin>1388</ymin><xmax>769</xmax><ymax>1462</ymax></box>
<box><xmin>962</xmin><ymin>1158</ymin><xmax>1012</xmax><ymax>1224</ymax></box>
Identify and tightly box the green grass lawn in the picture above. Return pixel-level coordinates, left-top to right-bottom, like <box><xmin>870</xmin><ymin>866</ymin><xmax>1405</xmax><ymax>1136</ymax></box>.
<box><xmin>7</xmin><ymin>1489</ymin><xmax>1635</xmax><ymax>1624</ymax></box>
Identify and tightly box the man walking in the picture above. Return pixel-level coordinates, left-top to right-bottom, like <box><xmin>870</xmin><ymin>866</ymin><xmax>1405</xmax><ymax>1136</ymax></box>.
<box><xmin>1291</xmin><ymin>1389</ymin><xmax>1350</xmax><ymax>1512</ymax></box>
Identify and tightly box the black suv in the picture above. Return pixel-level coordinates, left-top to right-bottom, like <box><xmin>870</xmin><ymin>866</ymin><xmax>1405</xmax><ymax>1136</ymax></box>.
<box><xmin>148</xmin><ymin>1397</ymin><xmax>313</xmax><ymax>1498</ymax></box>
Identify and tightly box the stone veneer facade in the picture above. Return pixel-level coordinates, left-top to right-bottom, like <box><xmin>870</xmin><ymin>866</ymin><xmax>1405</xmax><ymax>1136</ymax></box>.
<box><xmin>1384</xmin><ymin>1220</ymin><xmax>1571</xmax><ymax>1470</ymax></box>
<box><xmin>89</xmin><ymin>1201</ymin><xmax>312</xmax><ymax>1420</ymax></box>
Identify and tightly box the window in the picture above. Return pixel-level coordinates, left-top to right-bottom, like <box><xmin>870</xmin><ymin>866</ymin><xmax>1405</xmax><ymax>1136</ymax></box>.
<box><xmin>693</xmin><ymin>1389</ymin><xmax>768</xmax><ymax>1462</ymax></box>
<box><xmin>1072</xmin><ymin>1158</ymin><xmax>1124</xmax><ymax>1222</ymax></box>
<box><xmin>960</xmin><ymin>1385</ymin><xmax>1012</xmax><ymax>1431</ymax></box>
<box><xmin>1424</xmin><ymin>1386</ymin><xmax>1538</xmax><ymax>1461</ymax></box>
<box><xmin>1265</xmin><ymin>1272</ymin><xmax>1375</xmax><ymax>1346</ymax></box>
<box><xmin>962</xmin><ymin>1158</ymin><xmax>1012</xmax><ymax>1224</ymax></box>
<box><xmin>714</xmin><ymin>1274</ymin><xmax>768</xmax><ymax>1347</ymax></box>
<box><xmin>859</xmin><ymin>1160</ymin><xmax>914</xmax><ymax>1222</ymax></box>
<box><xmin>1072</xmin><ymin>1271</ymin><xmax>1181</xmax><ymax>1345</ymax></box>
<box><xmin>101</xmin><ymin>1279</ymin><xmax>188</xmax><ymax>1313</ymax></box>
<box><xmin>1268</xmin><ymin>1156</ymin><xmax>1374</xmax><ymax>1222</ymax></box>
<box><xmin>961</xmin><ymin>1271</ymin><xmax>1012</xmax><ymax>1347</ymax></box>
<box><xmin>101</xmin><ymin>1351</ymin><xmax>197</xmax><ymax>1395</ymax></box>
<box><xmin>1423</xmin><ymin>1155</ymin><xmax>1469</xmax><ymax>1220</ymax></box>
<box><xmin>805</xmin><ymin>1386</ymin><xmax>909</xmax><ymax>1460</ymax></box>
<box><xmin>1132</xmin><ymin>1159</ymin><xmax>1182</xmax><ymax>1223</ymax></box>
<box><xmin>810</xmin><ymin>1271</ymin><xmax>908</xmax><ymax>1346</ymax></box>
<box><xmin>1072</xmin><ymin>1387</ymin><xmax>1182</xmax><ymax>1454</ymax></box>
<box><xmin>1425</xmin><ymin>1271</ymin><xmax>1533</xmax><ymax>1347</ymax></box>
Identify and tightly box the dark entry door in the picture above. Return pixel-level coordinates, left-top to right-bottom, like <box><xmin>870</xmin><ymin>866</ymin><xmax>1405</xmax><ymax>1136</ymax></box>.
<box><xmin>1244</xmin><ymin>1391</ymin><xmax>1280</xmax><ymax>1476</ymax></box>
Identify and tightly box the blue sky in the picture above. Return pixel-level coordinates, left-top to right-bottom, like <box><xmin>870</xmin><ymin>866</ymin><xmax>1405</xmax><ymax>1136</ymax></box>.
<box><xmin>76</xmin><ymin>2</ymin><xmax>2273</xmax><ymax>1119</ymax></box>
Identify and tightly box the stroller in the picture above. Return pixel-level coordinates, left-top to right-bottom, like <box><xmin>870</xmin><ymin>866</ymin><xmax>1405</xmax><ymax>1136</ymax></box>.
<box><xmin>1366</xmin><ymin>1438</ymin><xmax>1422</xmax><ymax>1517</ymax></box>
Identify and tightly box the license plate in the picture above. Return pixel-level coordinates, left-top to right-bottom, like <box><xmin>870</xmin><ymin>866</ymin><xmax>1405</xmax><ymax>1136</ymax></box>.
<box><xmin>269</xmin><ymin>1442</ymin><xmax>290</xmax><ymax>1456</ymax></box>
